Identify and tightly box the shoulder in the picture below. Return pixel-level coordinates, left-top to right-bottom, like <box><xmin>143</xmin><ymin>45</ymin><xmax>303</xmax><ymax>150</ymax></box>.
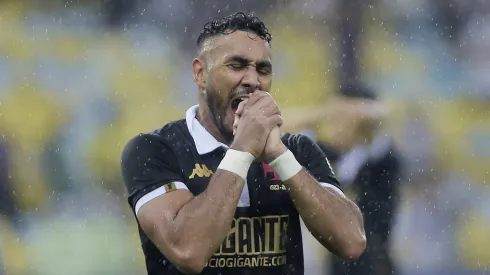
<box><xmin>122</xmin><ymin>119</ymin><xmax>190</xmax><ymax>155</ymax></box>
<box><xmin>281</xmin><ymin>132</ymin><xmax>327</xmax><ymax>166</ymax></box>
<box><xmin>282</xmin><ymin>132</ymin><xmax>340</xmax><ymax>187</ymax></box>
<box><xmin>122</xmin><ymin>120</ymin><xmax>189</xmax><ymax>151</ymax></box>
<box><xmin>151</xmin><ymin>119</ymin><xmax>190</xmax><ymax>144</ymax></box>
<box><xmin>281</xmin><ymin>132</ymin><xmax>319</xmax><ymax>154</ymax></box>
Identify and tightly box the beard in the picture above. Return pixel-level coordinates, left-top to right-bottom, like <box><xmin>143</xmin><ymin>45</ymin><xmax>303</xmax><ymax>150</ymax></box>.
<box><xmin>204</xmin><ymin>84</ymin><xmax>256</xmax><ymax>144</ymax></box>
<box><xmin>204</xmin><ymin>86</ymin><xmax>235</xmax><ymax>144</ymax></box>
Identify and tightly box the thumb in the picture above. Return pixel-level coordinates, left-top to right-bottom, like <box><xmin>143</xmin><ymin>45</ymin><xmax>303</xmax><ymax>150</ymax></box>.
<box><xmin>267</xmin><ymin>125</ymin><xmax>281</xmax><ymax>140</ymax></box>
<box><xmin>233</xmin><ymin>114</ymin><xmax>240</xmax><ymax>136</ymax></box>
<box><xmin>271</xmin><ymin>125</ymin><xmax>281</xmax><ymax>135</ymax></box>
<box><xmin>235</xmin><ymin>98</ymin><xmax>248</xmax><ymax>116</ymax></box>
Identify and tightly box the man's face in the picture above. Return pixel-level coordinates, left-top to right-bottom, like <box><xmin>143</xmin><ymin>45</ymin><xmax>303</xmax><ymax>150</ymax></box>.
<box><xmin>200</xmin><ymin>30</ymin><xmax>273</xmax><ymax>142</ymax></box>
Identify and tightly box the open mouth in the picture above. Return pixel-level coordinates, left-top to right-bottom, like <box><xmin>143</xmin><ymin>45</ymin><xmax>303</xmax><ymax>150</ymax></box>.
<box><xmin>231</xmin><ymin>97</ymin><xmax>248</xmax><ymax>113</ymax></box>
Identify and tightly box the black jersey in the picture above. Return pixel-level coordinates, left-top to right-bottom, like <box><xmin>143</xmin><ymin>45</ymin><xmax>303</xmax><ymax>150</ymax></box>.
<box><xmin>121</xmin><ymin>106</ymin><xmax>341</xmax><ymax>275</ymax></box>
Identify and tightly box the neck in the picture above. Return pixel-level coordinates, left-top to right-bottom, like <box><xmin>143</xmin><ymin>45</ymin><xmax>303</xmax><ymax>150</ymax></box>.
<box><xmin>196</xmin><ymin>101</ymin><xmax>230</xmax><ymax>146</ymax></box>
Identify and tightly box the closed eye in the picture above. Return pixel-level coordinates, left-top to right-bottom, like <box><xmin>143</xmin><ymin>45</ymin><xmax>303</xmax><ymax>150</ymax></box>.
<box><xmin>228</xmin><ymin>63</ymin><xmax>245</xmax><ymax>70</ymax></box>
<box><xmin>258</xmin><ymin>68</ymin><xmax>272</xmax><ymax>75</ymax></box>
<box><xmin>257</xmin><ymin>61</ymin><xmax>272</xmax><ymax>76</ymax></box>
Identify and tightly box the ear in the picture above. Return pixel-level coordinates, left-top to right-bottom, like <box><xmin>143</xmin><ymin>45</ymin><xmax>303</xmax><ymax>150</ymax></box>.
<box><xmin>192</xmin><ymin>57</ymin><xmax>207</xmax><ymax>89</ymax></box>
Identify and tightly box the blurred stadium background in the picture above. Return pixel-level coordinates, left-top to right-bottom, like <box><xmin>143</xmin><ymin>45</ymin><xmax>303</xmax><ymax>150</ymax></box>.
<box><xmin>0</xmin><ymin>0</ymin><xmax>489</xmax><ymax>274</ymax></box>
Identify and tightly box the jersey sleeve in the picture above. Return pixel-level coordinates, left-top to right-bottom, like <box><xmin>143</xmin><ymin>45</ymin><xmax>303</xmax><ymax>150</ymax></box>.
<box><xmin>121</xmin><ymin>133</ymin><xmax>188</xmax><ymax>214</ymax></box>
<box><xmin>283</xmin><ymin>133</ymin><xmax>344</xmax><ymax>195</ymax></box>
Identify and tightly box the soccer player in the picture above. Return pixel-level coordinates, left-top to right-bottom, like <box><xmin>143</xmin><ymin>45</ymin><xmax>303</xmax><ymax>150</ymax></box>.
<box><xmin>319</xmin><ymin>83</ymin><xmax>401</xmax><ymax>275</ymax></box>
<box><xmin>121</xmin><ymin>12</ymin><xmax>366</xmax><ymax>275</ymax></box>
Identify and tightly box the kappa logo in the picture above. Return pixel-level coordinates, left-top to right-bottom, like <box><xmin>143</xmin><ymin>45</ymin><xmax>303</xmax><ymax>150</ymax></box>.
<box><xmin>189</xmin><ymin>164</ymin><xmax>213</xmax><ymax>179</ymax></box>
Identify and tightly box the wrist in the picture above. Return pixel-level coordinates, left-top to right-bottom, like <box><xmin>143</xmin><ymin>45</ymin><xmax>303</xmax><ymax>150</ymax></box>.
<box><xmin>265</xmin><ymin>144</ymin><xmax>288</xmax><ymax>163</ymax></box>
<box><xmin>230</xmin><ymin>142</ymin><xmax>255</xmax><ymax>157</ymax></box>
<box><xmin>269</xmin><ymin>150</ymin><xmax>302</xmax><ymax>182</ymax></box>
<box><xmin>229</xmin><ymin>142</ymin><xmax>246</xmax><ymax>153</ymax></box>
<box><xmin>217</xmin><ymin>149</ymin><xmax>255</xmax><ymax>180</ymax></box>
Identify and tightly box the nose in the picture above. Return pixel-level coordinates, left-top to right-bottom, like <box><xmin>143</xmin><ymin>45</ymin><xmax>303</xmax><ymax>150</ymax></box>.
<box><xmin>240</xmin><ymin>68</ymin><xmax>260</xmax><ymax>91</ymax></box>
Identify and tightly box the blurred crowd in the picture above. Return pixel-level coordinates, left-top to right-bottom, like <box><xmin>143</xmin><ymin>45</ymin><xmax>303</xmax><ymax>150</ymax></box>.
<box><xmin>0</xmin><ymin>0</ymin><xmax>489</xmax><ymax>274</ymax></box>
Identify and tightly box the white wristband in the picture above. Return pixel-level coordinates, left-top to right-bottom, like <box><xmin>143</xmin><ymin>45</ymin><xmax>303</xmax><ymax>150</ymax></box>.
<box><xmin>269</xmin><ymin>150</ymin><xmax>302</xmax><ymax>182</ymax></box>
<box><xmin>218</xmin><ymin>149</ymin><xmax>255</xmax><ymax>180</ymax></box>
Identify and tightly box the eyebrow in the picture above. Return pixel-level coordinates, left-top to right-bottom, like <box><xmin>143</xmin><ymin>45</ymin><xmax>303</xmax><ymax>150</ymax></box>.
<box><xmin>227</xmin><ymin>55</ymin><xmax>272</xmax><ymax>69</ymax></box>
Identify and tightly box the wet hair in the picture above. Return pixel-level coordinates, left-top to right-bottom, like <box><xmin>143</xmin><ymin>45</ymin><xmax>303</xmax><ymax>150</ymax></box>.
<box><xmin>197</xmin><ymin>12</ymin><xmax>272</xmax><ymax>52</ymax></box>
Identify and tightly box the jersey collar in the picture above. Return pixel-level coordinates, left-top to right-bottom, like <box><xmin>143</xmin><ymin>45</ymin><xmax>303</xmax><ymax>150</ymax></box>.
<box><xmin>186</xmin><ymin>105</ymin><xmax>229</xmax><ymax>155</ymax></box>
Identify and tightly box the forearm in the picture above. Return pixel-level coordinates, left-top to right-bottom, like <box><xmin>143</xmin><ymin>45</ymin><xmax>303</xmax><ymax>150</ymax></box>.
<box><xmin>173</xmin><ymin>170</ymin><xmax>244</xmax><ymax>264</ymax></box>
<box><xmin>286</xmin><ymin>169</ymin><xmax>365</xmax><ymax>259</ymax></box>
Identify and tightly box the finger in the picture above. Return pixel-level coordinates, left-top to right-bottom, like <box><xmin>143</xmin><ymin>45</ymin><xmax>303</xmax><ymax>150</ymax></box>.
<box><xmin>233</xmin><ymin>113</ymin><xmax>240</xmax><ymax>136</ymax></box>
<box><xmin>248</xmin><ymin>93</ymin><xmax>277</xmax><ymax>114</ymax></box>
<box><xmin>244</xmin><ymin>90</ymin><xmax>266</xmax><ymax>106</ymax></box>
<box><xmin>278</xmin><ymin>118</ymin><xmax>283</xmax><ymax>127</ymax></box>
<box><xmin>235</xmin><ymin>98</ymin><xmax>248</xmax><ymax>116</ymax></box>
<box><xmin>267</xmin><ymin>114</ymin><xmax>283</xmax><ymax>129</ymax></box>
<box><xmin>241</xmin><ymin>95</ymin><xmax>269</xmax><ymax>117</ymax></box>
<box><xmin>233</xmin><ymin>115</ymin><xmax>239</xmax><ymax>128</ymax></box>
<box><xmin>261</xmin><ymin>101</ymin><xmax>281</xmax><ymax>118</ymax></box>
<box><xmin>255</xmin><ymin>98</ymin><xmax>281</xmax><ymax>118</ymax></box>
<box><xmin>252</xmin><ymin>90</ymin><xmax>268</xmax><ymax>96</ymax></box>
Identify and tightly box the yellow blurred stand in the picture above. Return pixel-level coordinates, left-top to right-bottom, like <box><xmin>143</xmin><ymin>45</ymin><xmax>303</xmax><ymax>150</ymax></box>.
<box><xmin>0</xmin><ymin>219</ymin><xmax>27</xmax><ymax>275</ymax></box>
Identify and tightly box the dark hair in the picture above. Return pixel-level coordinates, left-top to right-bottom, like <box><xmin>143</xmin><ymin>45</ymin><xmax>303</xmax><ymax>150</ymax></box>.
<box><xmin>197</xmin><ymin>12</ymin><xmax>272</xmax><ymax>50</ymax></box>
